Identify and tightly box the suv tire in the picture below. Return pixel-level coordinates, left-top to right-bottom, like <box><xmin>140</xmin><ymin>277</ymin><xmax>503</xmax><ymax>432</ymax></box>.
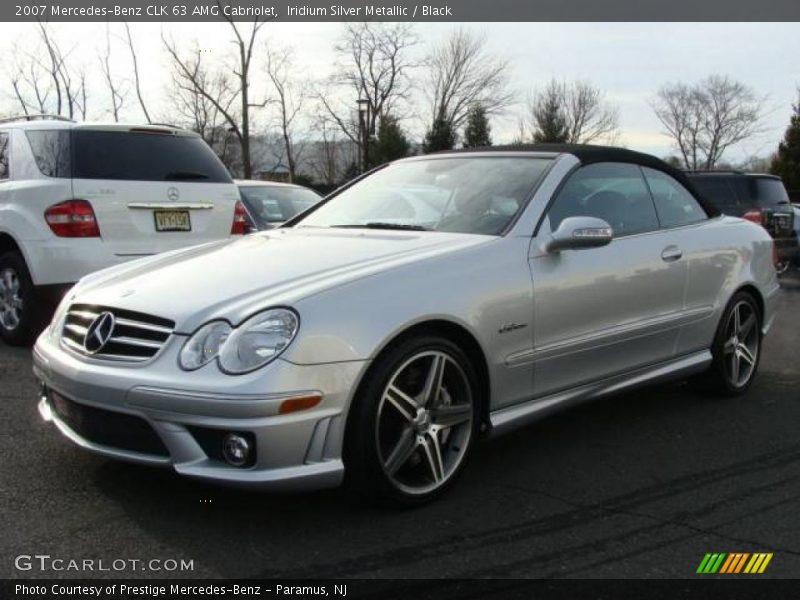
<box><xmin>0</xmin><ymin>252</ymin><xmax>44</xmax><ymax>346</ymax></box>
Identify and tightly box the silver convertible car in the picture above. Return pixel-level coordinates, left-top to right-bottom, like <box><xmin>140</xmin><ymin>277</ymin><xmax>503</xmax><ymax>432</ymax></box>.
<box><xmin>33</xmin><ymin>145</ymin><xmax>780</xmax><ymax>505</ymax></box>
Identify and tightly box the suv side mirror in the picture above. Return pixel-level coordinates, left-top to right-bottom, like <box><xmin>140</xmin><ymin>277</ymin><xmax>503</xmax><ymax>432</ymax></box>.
<box><xmin>545</xmin><ymin>216</ymin><xmax>614</xmax><ymax>253</ymax></box>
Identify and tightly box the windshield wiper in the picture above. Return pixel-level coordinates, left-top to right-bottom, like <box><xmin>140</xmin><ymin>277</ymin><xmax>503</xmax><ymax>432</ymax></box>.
<box><xmin>331</xmin><ymin>222</ymin><xmax>431</xmax><ymax>231</ymax></box>
<box><xmin>164</xmin><ymin>171</ymin><xmax>210</xmax><ymax>181</ymax></box>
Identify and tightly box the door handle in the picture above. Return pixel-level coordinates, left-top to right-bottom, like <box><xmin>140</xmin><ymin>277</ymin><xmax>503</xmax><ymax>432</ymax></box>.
<box><xmin>661</xmin><ymin>246</ymin><xmax>683</xmax><ymax>262</ymax></box>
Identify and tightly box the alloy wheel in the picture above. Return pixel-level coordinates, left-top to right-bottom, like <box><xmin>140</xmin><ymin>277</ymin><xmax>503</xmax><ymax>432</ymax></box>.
<box><xmin>723</xmin><ymin>300</ymin><xmax>760</xmax><ymax>388</ymax></box>
<box><xmin>376</xmin><ymin>350</ymin><xmax>474</xmax><ymax>496</ymax></box>
<box><xmin>0</xmin><ymin>267</ymin><xmax>23</xmax><ymax>332</ymax></box>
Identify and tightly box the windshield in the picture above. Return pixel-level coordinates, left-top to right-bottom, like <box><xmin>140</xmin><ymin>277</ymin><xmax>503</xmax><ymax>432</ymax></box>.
<box><xmin>239</xmin><ymin>185</ymin><xmax>321</xmax><ymax>225</ymax></box>
<box><xmin>295</xmin><ymin>157</ymin><xmax>552</xmax><ymax>235</ymax></box>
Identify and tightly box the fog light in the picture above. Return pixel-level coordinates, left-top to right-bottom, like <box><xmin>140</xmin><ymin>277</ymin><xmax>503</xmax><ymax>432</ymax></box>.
<box><xmin>222</xmin><ymin>433</ymin><xmax>251</xmax><ymax>467</ymax></box>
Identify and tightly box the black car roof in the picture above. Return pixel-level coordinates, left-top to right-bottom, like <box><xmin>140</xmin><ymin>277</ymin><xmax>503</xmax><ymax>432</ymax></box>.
<box><xmin>435</xmin><ymin>144</ymin><xmax>720</xmax><ymax>217</ymax></box>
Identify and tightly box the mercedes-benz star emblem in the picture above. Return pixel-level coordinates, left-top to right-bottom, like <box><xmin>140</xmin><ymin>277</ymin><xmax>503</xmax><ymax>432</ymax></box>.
<box><xmin>84</xmin><ymin>312</ymin><xmax>116</xmax><ymax>354</ymax></box>
<box><xmin>167</xmin><ymin>186</ymin><xmax>180</xmax><ymax>202</ymax></box>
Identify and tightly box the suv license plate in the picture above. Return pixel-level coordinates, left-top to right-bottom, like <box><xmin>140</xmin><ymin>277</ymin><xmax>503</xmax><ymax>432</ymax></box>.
<box><xmin>154</xmin><ymin>210</ymin><xmax>191</xmax><ymax>232</ymax></box>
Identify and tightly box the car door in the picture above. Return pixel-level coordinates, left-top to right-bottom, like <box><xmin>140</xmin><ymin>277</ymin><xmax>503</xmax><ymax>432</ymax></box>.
<box><xmin>641</xmin><ymin>167</ymin><xmax>721</xmax><ymax>355</ymax></box>
<box><xmin>528</xmin><ymin>162</ymin><xmax>687</xmax><ymax>397</ymax></box>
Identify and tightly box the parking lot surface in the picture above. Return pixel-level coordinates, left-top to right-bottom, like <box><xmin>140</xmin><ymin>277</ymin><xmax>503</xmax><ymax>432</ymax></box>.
<box><xmin>1</xmin><ymin>278</ymin><xmax>799</xmax><ymax>579</ymax></box>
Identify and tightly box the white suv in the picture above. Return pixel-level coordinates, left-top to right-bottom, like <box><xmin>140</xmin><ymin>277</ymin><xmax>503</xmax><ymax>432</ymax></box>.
<box><xmin>0</xmin><ymin>116</ymin><xmax>245</xmax><ymax>345</ymax></box>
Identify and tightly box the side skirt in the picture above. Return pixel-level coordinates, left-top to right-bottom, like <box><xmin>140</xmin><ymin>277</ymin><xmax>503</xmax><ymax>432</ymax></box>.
<box><xmin>488</xmin><ymin>350</ymin><xmax>712</xmax><ymax>438</ymax></box>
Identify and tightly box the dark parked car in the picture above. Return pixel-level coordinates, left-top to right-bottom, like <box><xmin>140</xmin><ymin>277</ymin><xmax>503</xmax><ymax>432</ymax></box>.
<box><xmin>687</xmin><ymin>171</ymin><xmax>797</xmax><ymax>273</ymax></box>
<box><xmin>236</xmin><ymin>180</ymin><xmax>322</xmax><ymax>230</ymax></box>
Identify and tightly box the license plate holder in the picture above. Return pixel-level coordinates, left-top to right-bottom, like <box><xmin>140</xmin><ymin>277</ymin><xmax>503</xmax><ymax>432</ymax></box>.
<box><xmin>154</xmin><ymin>210</ymin><xmax>191</xmax><ymax>232</ymax></box>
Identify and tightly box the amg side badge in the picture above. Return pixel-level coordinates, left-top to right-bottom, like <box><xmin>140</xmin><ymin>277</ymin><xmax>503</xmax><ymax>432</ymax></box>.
<box><xmin>499</xmin><ymin>322</ymin><xmax>528</xmax><ymax>334</ymax></box>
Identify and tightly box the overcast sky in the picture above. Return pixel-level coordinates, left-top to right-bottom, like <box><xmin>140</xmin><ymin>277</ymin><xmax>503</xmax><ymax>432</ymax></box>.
<box><xmin>1</xmin><ymin>21</ymin><xmax>798</xmax><ymax>162</ymax></box>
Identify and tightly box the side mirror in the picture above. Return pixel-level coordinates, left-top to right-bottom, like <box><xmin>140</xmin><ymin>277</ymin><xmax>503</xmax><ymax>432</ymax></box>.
<box><xmin>545</xmin><ymin>216</ymin><xmax>614</xmax><ymax>253</ymax></box>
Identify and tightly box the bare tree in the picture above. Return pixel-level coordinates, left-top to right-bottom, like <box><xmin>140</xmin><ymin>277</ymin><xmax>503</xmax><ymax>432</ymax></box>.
<box><xmin>7</xmin><ymin>24</ymin><xmax>88</xmax><ymax>119</ymax></box>
<box><xmin>305</xmin><ymin>110</ymin><xmax>356</xmax><ymax>186</ymax></box>
<box><xmin>522</xmin><ymin>79</ymin><xmax>619</xmax><ymax>144</ymax></box>
<box><xmin>163</xmin><ymin>5</ymin><xmax>267</xmax><ymax>177</ymax></box>
<box><xmin>653</xmin><ymin>75</ymin><xmax>763</xmax><ymax>170</ymax></box>
<box><xmin>562</xmin><ymin>80</ymin><xmax>620</xmax><ymax>144</ymax></box>
<box><xmin>320</xmin><ymin>22</ymin><xmax>418</xmax><ymax>156</ymax></box>
<box><xmin>9</xmin><ymin>45</ymin><xmax>51</xmax><ymax>115</ymax></box>
<box><xmin>37</xmin><ymin>23</ymin><xmax>87</xmax><ymax>119</ymax></box>
<box><xmin>264</xmin><ymin>43</ymin><xmax>306</xmax><ymax>182</ymax></box>
<box><xmin>100</xmin><ymin>24</ymin><xmax>125</xmax><ymax>122</ymax></box>
<box><xmin>123</xmin><ymin>22</ymin><xmax>151</xmax><ymax>123</ymax></box>
<box><xmin>424</xmin><ymin>28</ymin><xmax>514</xmax><ymax>133</ymax></box>
<box><xmin>164</xmin><ymin>41</ymin><xmax>240</xmax><ymax>172</ymax></box>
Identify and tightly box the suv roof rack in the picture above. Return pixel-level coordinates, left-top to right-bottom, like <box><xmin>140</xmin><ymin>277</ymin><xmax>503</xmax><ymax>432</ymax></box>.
<box><xmin>0</xmin><ymin>114</ymin><xmax>76</xmax><ymax>125</ymax></box>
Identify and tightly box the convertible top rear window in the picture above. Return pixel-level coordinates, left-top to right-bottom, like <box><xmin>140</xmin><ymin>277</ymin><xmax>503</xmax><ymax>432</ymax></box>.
<box><xmin>295</xmin><ymin>157</ymin><xmax>552</xmax><ymax>235</ymax></box>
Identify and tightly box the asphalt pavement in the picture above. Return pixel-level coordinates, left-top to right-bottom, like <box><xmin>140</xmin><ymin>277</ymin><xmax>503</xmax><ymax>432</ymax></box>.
<box><xmin>1</xmin><ymin>277</ymin><xmax>799</xmax><ymax>579</ymax></box>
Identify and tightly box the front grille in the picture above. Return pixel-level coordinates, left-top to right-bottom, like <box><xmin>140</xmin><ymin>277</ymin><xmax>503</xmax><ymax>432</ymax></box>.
<box><xmin>61</xmin><ymin>303</ymin><xmax>175</xmax><ymax>362</ymax></box>
<box><xmin>49</xmin><ymin>390</ymin><xmax>169</xmax><ymax>457</ymax></box>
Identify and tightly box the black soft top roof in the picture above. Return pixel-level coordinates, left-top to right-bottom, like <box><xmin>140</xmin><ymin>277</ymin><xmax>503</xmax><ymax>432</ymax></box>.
<box><xmin>436</xmin><ymin>144</ymin><xmax>720</xmax><ymax>217</ymax></box>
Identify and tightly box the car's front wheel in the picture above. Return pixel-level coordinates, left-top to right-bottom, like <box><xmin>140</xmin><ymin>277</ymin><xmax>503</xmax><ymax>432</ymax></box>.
<box><xmin>345</xmin><ymin>335</ymin><xmax>479</xmax><ymax>507</ymax></box>
<box><xmin>0</xmin><ymin>252</ymin><xmax>43</xmax><ymax>346</ymax></box>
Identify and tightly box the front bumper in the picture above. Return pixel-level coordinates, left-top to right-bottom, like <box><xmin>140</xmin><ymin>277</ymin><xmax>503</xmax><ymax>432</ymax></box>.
<box><xmin>33</xmin><ymin>331</ymin><xmax>368</xmax><ymax>491</ymax></box>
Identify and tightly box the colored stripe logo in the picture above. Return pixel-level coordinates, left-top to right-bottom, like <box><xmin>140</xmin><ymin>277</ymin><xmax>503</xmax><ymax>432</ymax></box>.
<box><xmin>697</xmin><ymin>553</ymin><xmax>773</xmax><ymax>574</ymax></box>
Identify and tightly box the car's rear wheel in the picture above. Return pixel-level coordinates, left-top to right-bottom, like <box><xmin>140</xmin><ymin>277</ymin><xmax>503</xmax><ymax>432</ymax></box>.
<box><xmin>0</xmin><ymin>252</ymin><xmax>42</xmax><ymax>346</ymax></box>
<box><xmin>345</xmin><ymin>335</ymin><xmax>479</xmax><ymax>507</ymax></box>
<box><xmin>695</xmin><ymin>291</ymin><xmax>762</xmax><ymax>396</ymax></box>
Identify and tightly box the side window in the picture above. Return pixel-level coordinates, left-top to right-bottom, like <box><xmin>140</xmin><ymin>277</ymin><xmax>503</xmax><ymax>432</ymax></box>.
<box><xmin>548</xmin><ymin>162</ymin><xmax>659</xmax><ymax>237</ymax></box>
<box><xmin>643</xmin><ymin>168</ymin><xmax>707</xmax><ymax>227</ymax></box>
<box><xmin>24</xmin><ymin>130</ymin><xmax>71</xmax><ymax>178</ymax></box>
<box><xmin>691</xmin><ymin>178</ymin><xmax>741</xmax><ymax>216</ymax></box>
<box><xmin>0</xmin><ymin>132</ymin><xmax>9</xmax><ymax>180</ymax></box>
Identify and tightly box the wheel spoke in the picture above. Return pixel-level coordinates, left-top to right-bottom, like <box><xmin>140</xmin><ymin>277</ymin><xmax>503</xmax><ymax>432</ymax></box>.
<box><xmin>723</xmin><ymin>338</ymin><xmax>736</xmax><ymax>355</ymax></box>
<box><xmin>738</xmin><ymin>344</ymin><xmax>756</xmax><ymax>366</ymax></box>
<box><xmin>384</xmin><ymin>427</ymin><xmax>418</xmax><ymax>475</ymax></box>
<box><xmin>731</xmin><ymin>352</ymin><xmax>741</xmax><ymax>383</ymax></box>
<box><xmin>739</xmin><ymin>313</ymin><xmax>757</xmax><ymax>340</ymax></box>
<box><xmin>432</xmin><ymin>403</ymin><xmax>472</xmax><ymax>428</ymax></box>
<box><xmin>421</xmin><ymin>354</ymin><xmax>447</xmax><ymax>407</ymax></box>
<box><xmin>384</xmin><ymin>385</ymin><xmax>419</xmax><ymax>422</ymax></box>
<box><xmin>420</xmin><ymin>432</ymin><xmax>444</xmax><ymax>483</ymax></box>
<box><xmin>11</xmin><ymin>297</ymin><xmax>22</xmax><ymax>310</ymax></box>
<box><xmin>733</xmin><ymin>304</ymin><xmax>741</xmax><ymax>334</ymax></box>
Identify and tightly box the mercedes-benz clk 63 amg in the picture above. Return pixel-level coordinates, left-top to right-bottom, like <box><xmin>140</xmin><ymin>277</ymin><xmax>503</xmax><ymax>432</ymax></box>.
<box><xmin>33</xmin><ymin>145</ymin><xmax>780</xmax><ymax>505</ymax></box>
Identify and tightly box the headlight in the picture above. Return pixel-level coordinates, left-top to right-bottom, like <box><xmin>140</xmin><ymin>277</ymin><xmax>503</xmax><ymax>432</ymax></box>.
<box><xmin>179</xmin><ymin>321</ymin><xmax>232</xmax><ymax>371</ymax></box>
<box><xmin>218</xmin><ymin>308</ymin><xmax>299</xmax><ymax>374</ymax></box>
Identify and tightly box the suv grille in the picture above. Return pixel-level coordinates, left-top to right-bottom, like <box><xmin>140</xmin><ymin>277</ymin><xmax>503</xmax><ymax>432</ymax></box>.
<box><xmin>61</xmin><ymin>303</ymin><xmax>175</xmax><ymax>362</ymax></box>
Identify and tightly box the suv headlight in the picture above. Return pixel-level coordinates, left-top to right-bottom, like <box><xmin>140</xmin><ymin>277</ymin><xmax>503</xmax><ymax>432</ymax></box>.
<box><xmin>179</xmin><ymin>309</ymin><xmax>299</xmax><ymax>374</ymax></box>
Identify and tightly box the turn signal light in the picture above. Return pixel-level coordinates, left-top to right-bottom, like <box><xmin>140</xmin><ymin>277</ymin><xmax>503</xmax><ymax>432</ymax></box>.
<box><xmin>231</xmin><ymin>201</ymin><xmax>249</xmax><ymax>235</ymax></box>
<box><xmin>44</xmin><ymin>200</ymin><xmax>101</xmax><ymax>238</ymax></box>
<box><xmin>278</xmin><ymin>394</ymin><xmax>322</xmax><ymax>415</ymax></box>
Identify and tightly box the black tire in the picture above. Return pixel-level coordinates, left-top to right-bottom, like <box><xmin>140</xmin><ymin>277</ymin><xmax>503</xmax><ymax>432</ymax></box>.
<box><xmin>692</xmin><ymin>291</ymin><xmax>762</xmax><ymax>397</ymax></box>
<box><xmin>0</xmin><ymin>251</ymin><xmax>44</xmax><ymax>346</ymax></box>
<box><xmin>344</xmin><ymin>334</ymin><xmax>480</xmax><ymax>508</ymax></box>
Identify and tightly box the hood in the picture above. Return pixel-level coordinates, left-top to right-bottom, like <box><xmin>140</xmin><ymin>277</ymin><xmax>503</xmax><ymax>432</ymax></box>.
<box><xmin>72</xmin><ymin>228</ymin><xmax>492</xmax><ymax>332</ymax></box>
